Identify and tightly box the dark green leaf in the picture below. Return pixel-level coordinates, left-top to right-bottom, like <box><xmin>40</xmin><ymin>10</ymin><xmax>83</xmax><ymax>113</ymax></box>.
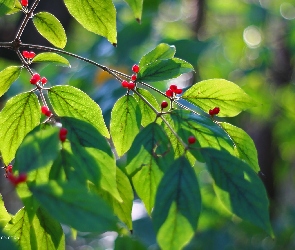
<box><xmin>0</xmin><ymin>92</ymin><xmax>40</xmax><ymax>165</ymax></box>
<box><xmin>31</xmin><ymin>207</ymin><xmax>65</xmax><ymax>250</ymax></box>
<box><xmin>124</xmin><ymin>0</ymin><xmax>143</xmax><ymax>22</ymax></box>
<box><xmin>153</xmin><ymin>157</ymin><xmax>201</xmax><ymax>250</ymax></box>
<box><xmin>0</xmin><ymin>229</ymin><xmax>18</xmax><ymax>250</ymax></box>
<box><xmin>182</xmin><ymin>79</ymin><xmax>255</xmax><ymax>117</ymax></box>
<box><xmin>139</xmin><ymin>43</ymin><xmax>176</xmax><ymax>68</ymax></box>
<box><xmin>114</xmin><ymin>236</ymin><xmax>147</xmax><ymax>250</ymax></box>
<box><xmin>126</xmin><ymin>123</ymin><xmax>173</xmax><ymax>214</ymax></box>
<box><xmin>29</xmin><ymin>181</ymin><xmax>118</xmax><ymax>232</ymax></box>
<box><xmin>33</xmin><ymin>12</ymin><xmax>67</xmax><ymax>48</ymax></box>
<box><xmin>137</xmin><ymin>58</ymin><xmax>194</xmax><ymax>83</ymax></box>
<box><xmin>134</xmin><ymin>88</ymin><xmax>159</xmax><ymax>127</ymax></box>
<box><xmin>0</xmin><ymin>66</ymin><xmax>22</xmax><ymax>97</ymax></box>
<box><xmin>32</xmin><ymin>52</ymin><xmax>70</xmax><ymax>67</ymax></box>
<box><xmin>4</xmin><ymin>207</ymin><xmax>31</xmax><ymax>249</ymax></box>
<box><xmin>0</xmin><ymin>0</ymin><xmax>15</xmax><ymax>16</ymax></box>
<box><xmin>220</xmin><ymin>122</ymin><xmax>260</xmax><ymax>172</ymax></box>
<box><xmin>48</xmin><ymin>85</ymin><xmax>109</xmax><ymax>138</ymax></box>
<box><xmin>201</xmin><ymin>148</ymin><xmax>273</xmax><ymax>236</ymax></box>
<box><xmin>110</xmin><ymin>95</ymin><xmax>141</xmax><ymax>156</ymax></box>
<box><xmin>14</xmin><ymin>126</ymin><xmax>60</xmax><ymax>173</ymax></box>
<box><xmin>63</xmin><ymin>0</ymin><xmax>117</xmax><ymax>44</ymax></box>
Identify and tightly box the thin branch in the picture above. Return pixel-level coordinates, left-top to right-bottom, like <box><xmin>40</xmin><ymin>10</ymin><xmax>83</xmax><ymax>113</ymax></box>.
<box><xmin>132</xmin><ymin>88</ymin><xmax>159</xmax><ymax>115</ymax></box>
<box><xmin>0</xmin><ymin>42</ymin><xmax>13</xmax><ymax>48</ymax></box>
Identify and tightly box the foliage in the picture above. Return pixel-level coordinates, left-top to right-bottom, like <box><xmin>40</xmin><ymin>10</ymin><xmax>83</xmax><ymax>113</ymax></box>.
<box><xmin>0</xmin><ymin>0</ymin><xmax>274</xmax><ymax>249</ymax></box>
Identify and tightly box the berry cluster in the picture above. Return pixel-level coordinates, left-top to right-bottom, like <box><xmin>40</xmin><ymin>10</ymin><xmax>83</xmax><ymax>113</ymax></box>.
<box><xmin>22</xmin><ymin>51</ymin><xmax>35</xmax><ymax>59</ymax></box>
<box><xmin>41</xmin><ymin>106</ymin><xmax>52</xmax><ymax>117</ymax></box>
<box><xmin>166</xmin><ymin>84</ymin><xmax>182</xmax><ymax>98</ymax></box>
<box><xmin>59</xmin><ymin>128</ymin><xmax>68</xmax><ymax>142</ymax></box>
<box><xmin>4</xmin><ymin>165</ymin><xmax>27</xmax><ymax>186</ymax></box>
<box><xmin>30</xmin><ymin>73</ymin><xmax>47</xmax><ymax>85</ymax></box>
<box><xmin>209</xmin><ymin>107</ymin><xmax>220</xmax><ymax>116</ymax></box>
<box><xmin>121</xmin><ymin>64</ymin><xmax>140</xmax><ymax>90</ymax></box>
<box><xmin>21</xmin><ymin>0</ymin><xmax>28</xmax><ymax>7</ymax></box>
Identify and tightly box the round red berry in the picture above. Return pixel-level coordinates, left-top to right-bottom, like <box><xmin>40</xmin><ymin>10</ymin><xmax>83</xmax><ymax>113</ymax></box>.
<box><xmin>41</xmin><ymin>106</ymin><xmax>49</xmax><ymax>114</ymax></box>
<box><xmin>166</xmin><ymin>89</ymin><xmax>173</xmax><ymax>97</ymax></box>
<box><xmin>132</xmin><ymin>64</ymin><xmax>140</xmax><ymax>73</ymax></box>
<box><xmin>131</xmin><ymin>74</ymin><xmax>137</xmax><ymax>81</ymax></box>
<box><xmin>41</xmin><ymin>77</ymin><xmax>47</xmax><ymax>85</ymax></box>
<box><xmin>22</xmin><ymin>51</ymin><xmax>29</xmax><ymax>58</ymax></box>
<box><xmin>30</xmin><ymin>73</ymin><xmax>40</xmax><ymax>84</ymax></box>
<box><xmin>59</xmin><ymin>128</ymin><xmax>68</xmax><ymax>142</ymax></box>
<box><xmin>6</xmin><ymin>165</ymin><xmax>13</xmax><ymax>173</ymax></box>
<box><xmin>21</xmin><ymin>0</ymin><xmax>28</xmax><ymax>7</ymax></box>
<box><xmin>213</xmin><ymin>107</ymin><xmax>220</xmax><ymax>115</ymax></box>
<box><xmin>28</xmin><ymin>51</ymin><xmax>35</xmax><ymax>59</ymax></box>
<box><xmin>16</xmin><ymin>173</ymin><xmax>27</xmax><ymax>183</ymax></box>
<box><xmin>161</xmin><ymin>101</ymin><xmax>168</xmax><ymax>109</ymax></box>
<box><xmin>188</xmin><ymin>136</ymin><xmax>196</xmax><ymax>144</ymax></box>
<box><xmin>122</xmin><ymin>80</ymin><xmax>129</xmax><ymax>88</ymax></box>
<box><xmin>169</xmin><ymin>84</ymin><xmax>178</xmax><ymax>92</ymax></box>
<box><xmin>175</xmin><ymin>88</ymin><xmax>183</xmax><ymax>94</ymax></box>
<box><xmin>128</xmin><ymin>82</ymin><xmax>135</xmax><ymax>90</ymax></box>
<box><xmin>209</xmin><ymin>109</ymin><xmax>214</xmax><ymax>116</ymax></box>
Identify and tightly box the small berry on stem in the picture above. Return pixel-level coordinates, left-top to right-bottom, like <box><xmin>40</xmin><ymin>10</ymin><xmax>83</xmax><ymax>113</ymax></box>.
<box><xmin>132</xmin><ymin>64</ymin><xmax>140</xmax><ymax>73</ymax></box>
<box><xmin>169</xmin><ymin>84</ymin><xmax>178</xmax><ymax>92</ymax></box>
<box><xmin>174</xmin><ymin>88</ymin><xmax>183</xmax><ymax>94</ymax></box>
<box><xmin>161</xmin><ymin>101</ymin><xmax>168</xmax><ymax>109</ymax></box>
<box><xmin>41</xmin><ymin>106</ymin><xmax>52</xmax><ymax>117</ymax></box>
<box><xmin>128</xmin><ymin>82</ymin><xmax>135</xmax><ymax>90</ymax></box>
<box><xmin>41</xmin><ymin>77</ymin><xmax>47</xmax><ymax>85</ymax></box>
<box><xmin>166</xmin><ymin>89</ymin><xmax>173</xmax><ymax>97</ymax></box>
<box><xmin>30</xmin><ymin>73</ymin><xmax>40</xmax><ymax>84</ymax></box>
<box><xmin>121</xmin><ymin>80</ymin><xmax>129</xmax><ymax>88</ymax></box>
<box><xmin>22</xmin><ymin>51</ymin><xmax>35</xmax><ymax>59</ymax></box>
<box><xmin>131</xmin><ymin>74</ymin><xmax>137</xmax><ymax>81</ymax></box>
<box><xmin>59</xmin><ymin>128</ymin><xmax>68</xmax><ymax>142</ymax></box>
<box><xmin>21</xmin><ymin>0</ymin><xmax>28</xmax><ymax>7</ymax></box>
<box><xmin>188</xmin><ymin>136</ymin><xmax>196</xmax><ymax>144</ymax></box>
<box><xmin>7</xmin><ymin>173</ymin><xmax>27</xmax><ymax>186</ymax></box>
<box><xmin>209</xmin><ymin>107</ymin><xmax>220</xmax><ymax>116</ymax></box>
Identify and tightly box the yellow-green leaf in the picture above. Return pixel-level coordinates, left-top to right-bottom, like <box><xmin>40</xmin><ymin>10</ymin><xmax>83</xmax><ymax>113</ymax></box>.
<box><xmin>0</xmin><ymin>66</ymin><xmax>22</xmax><ymax>97</ymax></box>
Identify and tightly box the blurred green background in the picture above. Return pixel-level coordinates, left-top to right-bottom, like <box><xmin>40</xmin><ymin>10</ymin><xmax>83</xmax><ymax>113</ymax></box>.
<box><xmin>1</xmin><ymin>0</ymin><xmax>295</xmax><ymax>249</ymax></box>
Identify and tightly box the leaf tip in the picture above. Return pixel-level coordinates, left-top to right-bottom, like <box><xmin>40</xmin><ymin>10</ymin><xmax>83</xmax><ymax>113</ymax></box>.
<box><xmin>135</xmin><ymin>18</ymin><xmax>141</xmax><ymax>24</ymax></box>
<box><xmin>112</xmin><ymin>43</ymin><xmax>117</xmax><ymax>47</ymax></box>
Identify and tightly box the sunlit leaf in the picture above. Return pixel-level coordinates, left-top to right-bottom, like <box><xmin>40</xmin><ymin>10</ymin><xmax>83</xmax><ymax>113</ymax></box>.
<box><xmin>134</xmin><ymin>88</ymin><xmax>159</xmax><ymax>127</ymax></box>
<box><xmin>110</xmin><ymin>95</ymin><xmax>141</xmax><ymax>156</ymax></box>
<box><xmin>0</xmin><ymin>0</ymin><xmax>15</xmax><ymax>16</ymax></box>
<box><xmin>0</xmin><ymin>194</ymin><xmax>11</xmax><ymax>227</ymax></box>
<box><xmin>153</xmin><ymin>157</ymin><xmax>201</xmax><ymax>250</ymax></box>
<box><xmin>32</xmin><ymin>52</ymin><xmax>70</xmax><ymax>67</ymax></box>
<box><xmin>0</xmin><ymin>66</ymin><xmax>22</xmax><ymax>97</ymax></box>
<box><xmin>0</xmin><ymin>92</ymin><xmax>40</xmax><ymax>165</ymax></box>
<box><xmin>124</xmin><ymin>0</ymin><xmax>143</xmax><ymax>22</ymax></box>
<box><xmin>48</xmin><ymin>85</ymin><xmax>109</xmax><ymax>138</ymax></box>
<box><xmin>137</xmin><ymin>58</ymin><xmax>194</xmax><ymax>83</ymax></box>
<box><xmin>33</xmin><ymin>12</ymin><xmax>67</xmax><ymax>48</ymax></box>
<box><xmin>201</xmin><ymin>148</ymin><xmax>273</xmax><ymax>236</ymax></box>
<box><xmin>126</xmin><ymin>123</ymin><xmax>173</xmax><ymax>214</ymax></box>
<box><xmin>6</xmin><ymin>0</ymin><xmax>22</xmax><ymax>15</ymax></box>
<box><xmin>14</xmin><ymin>126</ymin><xmax>60</xmax><ymax>173</ymax></box>
<box><xmin>63</xmin><ymin>0</ymin><xmax>117</xmax><ymax>45</ymax></box>
<box><xmin>220</xmin><ymin>122</ymin><xmax>260</xmax><ymax>172</ymax></box>
<box><xmin>182</xmin><ymin>79</ymin><xmax>255</xmax><ymax>117</ymax></box>
<box><xmin>29</xmin><ymin>181</ymin><xmax>118</xmax><ymax>232</ymax></box>
<box><xmin>139</xmin><ymin>43</ymin><xmax>176</xmax><ymax>68</ymax></box>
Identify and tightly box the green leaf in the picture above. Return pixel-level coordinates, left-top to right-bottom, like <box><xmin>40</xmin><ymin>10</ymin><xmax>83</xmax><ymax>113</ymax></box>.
<box><xmin>32</xmin><ymin>52</ymin><xmax>70</xmax><ymax>67</ymax></box>
<box><xmin>124</xmin><ymin>0</ymin><xmax>143</xmax><ymax>22</ymax></box>
<box><xmin>0</xmin><ymin>0</ymin><xmax>15</xmax><ymax>16</ymax></box>
<box><xmin>182</xmin><ymin>79</ymin><xmax>255</xmax><ymax>117</ymax></box>
<box><xmin>48</xmin><ymin>85</ymin><xmax>109</xmax><ymax>138</ymax></box>
<box><xmin>0</xmin><ymin>92</ymin><xmax>40</xmax><ymax>165</ymax></box>
<box><xmin>33</xmin><ymin>12</ymin><xmax>67</xmax><ymax>48</ymax></box>
<box><xmin>114</xmin><ymin>236</ymin><xmax>147</xmax><ymax>250</ymax></box>
<box><xmin>0</xmin><ymin>66</ymin><xmax>22</xmax><ymax>97</ymax></box>
<box><xmin>63</xmin><ymin>0</ymin><xmax>117</xmax><ymax>45</ymax></box>
<box><xmin>14</xmin><ymin>126</ymin><xmax>60</xmax><ymax>173</ymax></box>
<box><xmin>153</xmin><ymin>157</ymin><xmax>201</xmax><ymax>250</ymax></box>
<box><xmin>126</xmin><ymin>123</ymin><xmax>173</xmax><ymax>214</ymax></box>
<box><xmin>137</xmin><ymin>58</ymin><xmax>194</xmax><ymax>83</ymax></box>
<box><xmin>110</xmin><ymin>95</ymin><xmax>141</xmax><ymax>156</ymax></box>
<box><xmin>31</xmin><ymin>207</ymin><xmax>65</xmax><ymax>250</ymax></box>
<box><xmin>201</xmin><ymin>148</ymin><xmax>273</xmax><ymax>236</ymax></box>
<box><xmin>6</xmin><ymin>0</ymin><xmax>22</xmax><ymax>15</ymax></box>
<box><xmin>4</xmin><ymin>207</ymin><xmax>31</xmax><ymax>250</ymax></box>
<box><xmin>90</xmin><ymin>168</ymin><xmax>133</xmax><ymax>229</ymax></box>
<box><xmin>139</xmin><ymin>43</ymin><xmax>176</xmax><ymax>68</ymax></box>
<box><xmin>220</xmin><ymin>122</ymin><xmax>260</xmax><ymax>173</ymax></box>
<box><xmin>134</xmin><ymin>88</ymin><xmax>159</xmax><ymax>127</ymax></box>
<box><xmin>0</xmin><ymin>194</ymin><xmax>11</xmax><ymax>227</ymax></box>
<box><xmin>29</xmin><ymin>181</ymin><xmax>118</xmax><ymax>232</ymax></box>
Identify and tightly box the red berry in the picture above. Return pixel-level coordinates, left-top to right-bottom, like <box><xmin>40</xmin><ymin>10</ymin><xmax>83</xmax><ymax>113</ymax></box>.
<box><xmin>161</xmin><ymin>101</ymin><xmax>168</xmax><ymax>109</ymax></box>
<box><xmin>28</xmin><ymin>51</ymin><xmax>35</xmax><ymax>59</ymax></box>
<box><xmin>169</xmin><ymin>84</ymin><xmax>178</xmax><ymax>92</ymax></box>
<box><xmin>121</xmin><ymin>80</ymin><xmax>129</xmax><ymax>88</ymax></box>
<box><xmin>6</xmin><ymin>165</ymin><xmax>13</xmax><ymax>173</ymax></box>
<box><xmin>59</xmin><ymin>128</ymin><xmax>68</xmax><ymax>142</ymax></box>
<box><xmin>16</xmin><ymin>173</ymin><xmax>27</xmax><ymax>184</ymax></box>
<box><xmin>131</xmin><ymin>74</ymin><xmax>137</xmax><ymax>81</ymax></box>
<box><xmin>188</xmin><ymin>136</ymin><xmax>196</xmax><ymax>144</ymax></box>
<box><xmin>166</xmin><ymin>89</ymin><xmax>173</xmax><ymax>97</ymax></box>
<box><xmin>132</xmin><ymin>64</ymin><xmax>140</xmax><ymax>73</ymax></box>
<box><xmin>213</xmin><ymin>107</ymin><xmax>220</xmax><ymax>115</ymax></box>
<box><xmin>174</xmin><ymin>88</ymin><xmax>183</xmax><ymax>94</ymax></box>
<box><xmin>22</xmin><ymin>51</ymin><xmax>29</xmax><ymax>58</ymax></box>
<box><xmin>128</xmin><ymin>82</ymin><xmax>135</xmax><ymax>90</ymax></box>
<box><xmin>21</xmin><ymin>0</ymin><xmax>28</xmax><ymax>7</ymax></box>
<box><xmin>209</xmin><ymin>109</ymin><xmax>214</xmax><ymax>116</ymax></box>
<box><xmin>41</xmin><ymin>77</ymin><xmax>47</xmax><ymax>84</ymax></box>
<box><xmin>41</xmin><ymin>106</ymin><xmax>49</xmax><ymax>114</ymax></box>
<box><xmin>30</xmin><ymin>73</ymin><xmax>40</xmax><ymax>84</ymax></box>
